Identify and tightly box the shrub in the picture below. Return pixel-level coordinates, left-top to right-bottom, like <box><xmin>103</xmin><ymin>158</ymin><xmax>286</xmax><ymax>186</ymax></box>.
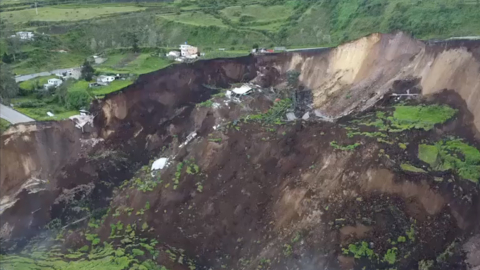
<box><xmin>16</xmin><ymin>100</ymin><xmax>45</xmax><ymax>108</ymax></box>
<box><xmin>66</xmin><ymin>90</ymin><xmax>91</xmax><ymax>110</ymax></box>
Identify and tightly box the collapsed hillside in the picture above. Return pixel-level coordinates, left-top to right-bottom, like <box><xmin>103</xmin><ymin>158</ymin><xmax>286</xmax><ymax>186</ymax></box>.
<box><xmin>2</xmin><ymin>32</ymin><xmax>480</xmax><ymax>270</ymax></box>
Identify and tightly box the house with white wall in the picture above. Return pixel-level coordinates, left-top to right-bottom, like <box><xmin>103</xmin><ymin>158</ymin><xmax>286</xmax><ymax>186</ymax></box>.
<box><xmin>11</xmin><ymin>31</ymin><xmax>35</xmax><ymax>40</ymax></box>
<box><xmin>43</xmin><ymin>78</ymin><xmax>63</xmax><ymax>89</ymax></box>
<box><xmin>180</xmin><ymin>44</ymin><xmax>199</xmax><ymax>59</ymax></box>
<box><xmin>97</xmin><ymin>75</ymin><xmax>115</xmax><ymax>84</ymax></box>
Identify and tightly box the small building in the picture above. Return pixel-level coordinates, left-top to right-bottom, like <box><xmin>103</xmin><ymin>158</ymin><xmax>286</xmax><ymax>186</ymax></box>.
<box><xmin>11</xmin><ymin>31</ymin><xmax>35</xmax><ymax>40</ymax></box>
<box><xmin>43</xmin><ymin>78</ymin><xmax>63</xmax><ymax>89</ymax></box>
<box><xmin>97</xmin><ymin>75</ymin><xmax>115</xmax><ymax>84</ymax></box>
<box><xmin>167</xmin><ymin>51</ymin><xmax>181</xmax><ymax>58</ymax></box>
<box><xmin>180</xmin><ymin>44</ymin><xmax>199</xmax><ymax>58</ymax></box>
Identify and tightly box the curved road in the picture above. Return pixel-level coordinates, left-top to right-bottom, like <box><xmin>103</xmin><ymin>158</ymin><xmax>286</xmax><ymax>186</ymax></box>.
<box><xmin>15</xmin><ymin>67</ymin><xmax>81</xmax><ymax>83</ymax></box>
<box><xmin>0</xmin><ymin>104</ymin><xmax>34</xmax><ymax>124</ymax></box>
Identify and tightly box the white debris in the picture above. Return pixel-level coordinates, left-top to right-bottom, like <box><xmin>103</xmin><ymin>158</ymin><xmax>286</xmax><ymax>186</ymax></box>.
<box><xmin>179</xmin><ymin>132</ymin><xmax>197</xmax><ymax>148</ymax></box>
<box><xmin>314</xmin><ymin>110</ymin><xmax>335</xmax><ymax>122</ymax></box>
<box><xmin>225</xmin><ymin>90</ymin><xmax>232</xmax><ymax>99</ymax></box>
<box><xmin>213</xmin><ymin>124</ymin><xmax>220</xmax><ymax>130</ymax></box>
<box><xmin>69</xmin><ymin>114</ymin><xmax>94</xmax><ymax>131</ymax></box>
<box><xmin>286</xmin><ymin>112</ymin><xmax>297</xmax><ymax>121</ymax></box>
<box><xmin>212</xmin><ymin>102</ymin><xmax>221</xmax><ymax>109</ymax></box>
<box><xmin>47</xmin><ymin>111</ymin><xmax>55</xmax><ymax>117</ymax></box>
<box><xmin>151</xmin><ymin>158</ymin><xmax>169</xmax><ymax>171</ymax></box>
<box><xmin>80</xmin><ymin>138</ymin><xmax>104</xmax><ymax>148</ymax></box>
<box><xmin>232</xmin><ymin>84</ymin><xmax>253</xmax><ymax>95</ymax></box>
<box><xmin>302</xmin><ymin>112</ymin><xmax>310</xmax><ymax>120</ymax></box>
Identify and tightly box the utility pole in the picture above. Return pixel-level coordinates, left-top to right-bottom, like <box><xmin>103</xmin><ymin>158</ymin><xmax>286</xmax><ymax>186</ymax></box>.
<box><xmin>35</xmin><ymin>2</ymin><xmax>38</xmax><ymax>15</ymax></box>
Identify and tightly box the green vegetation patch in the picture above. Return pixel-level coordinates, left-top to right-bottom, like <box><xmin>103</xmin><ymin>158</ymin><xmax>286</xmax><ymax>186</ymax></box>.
<box><xmin>400</xmin><ymin>163</ymin><xmax>426</xmax><ymax>173</ymax></box>
<box><xmin>196</xmin><ymin>99</ymin><xmax>214</xmax><ymax>108</ymax></box>
<box><xmin>418</xmin><ymin>139</ymin><xmax>480</xmax><ymax>183</ymax></box>
<box><xmin>221</xmin><ymin>4</ymin><xmax>293</xmax><ymax>23</ymax></box>
<box><xmin>18</xmin><ymin>76</ymin><xmax>56</xmax><ymax>92</ymax></box>
<box><xmin>352</xmin><ymin>104</ymin><xmax>457</xmax><ymax>133</ymax></box>
<box><xmin>0</xmin><ymin>118</ymin><xmax>11</xmax><ymax>132</ymax></box>
<box><xmin>383</xmin><ymin>248</ymin><xmax>397</xmax><ymax>265</ymax></box>
<box><xmin>342</xmin><ymin>241</ymin><xmax>374</xmax><ymax>259</ymax></box>
<box><xmin>89</xmin><ymin>80</ymin><xmax>134</xmax><ymax>96</ymax></box>
<box><xmin>418</xmin><ymin>144</ymin><xmax>439</xmax><ymax>166</ymax></box>
<box><xmin>389</xmin><ymin>105</ymin><xmax>457</xmax><ymax>131</ymax></box>
<box><xmin>247</xmin><ymin>98</ymin><xmax>292</xmax><ymax>124</ymax></box>
<box><xmin>160</xmin><ymin>11</ymin><xmax>227</xmax><ymax>27</ymax></box>
<box><xmin>330</xmin><ymin>141</ymin><xmax>361</xmax><ymax>151</ymax></box>
<box><xmin>96</xmin><ymin>53</ymin><xmax>172</xmax><ymax>75</ymax></box>
<box><xmin>0</xmin><ymin>242</ymin><xmax>166</xmax><ymax>270</ymax></box>
<box><xmin>1</xmin><ymin>6</ymin><xmax>146</xmax><ymax>24</ymax></box>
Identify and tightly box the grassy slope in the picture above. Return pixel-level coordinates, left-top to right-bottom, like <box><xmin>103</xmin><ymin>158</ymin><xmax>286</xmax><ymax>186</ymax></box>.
<box><xmin>288</xmin><ymin>0</ymin><xmax>480</xmax><ymax>45</ymax></box>
<box><xmin>0</xmin><ymin>118</ymin><xmax>11</xmax><ymax>132</ymax></box>
<box><xmin>0</xmin><ymin>5</ymin><xmax>146</xmax><ymax>24</ymax></box>
<box><xmin>159</xmin><ymin>11</ymin><xmax>227</xmax><ymax>27</ymax></box>
<box><xmin>221</xmin><ymin>4</ymin><xmax>293</xmax><ymax>23</ymax></box>
<box><xmin>12</xmin><ymin>52</ymin><xmax>85</xmax><ymax>75</ymax></box>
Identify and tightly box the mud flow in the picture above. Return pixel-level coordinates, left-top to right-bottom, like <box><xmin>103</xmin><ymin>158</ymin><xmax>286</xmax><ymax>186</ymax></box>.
<box><xmin>2</xmin><ymin>32</ymin><xmax>480</xmax><ymax>270</ymax></box>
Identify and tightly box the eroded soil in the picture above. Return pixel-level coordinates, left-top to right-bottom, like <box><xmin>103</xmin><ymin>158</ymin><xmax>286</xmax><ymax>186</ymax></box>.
<box><xmin>3</xmin><ymin>87</ymin><xmax>480</xmax><ymax>270</ymax></box>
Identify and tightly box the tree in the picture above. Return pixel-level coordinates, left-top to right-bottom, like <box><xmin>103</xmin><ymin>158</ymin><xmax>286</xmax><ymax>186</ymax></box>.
<box><xmin>6</xmin><ymin>36</ymin><xmax>21</xmax><ymax>62</ymax></box>
<box><xmin>287</xmin><ymin>70</ymin><xmax>300</xmax><ymax>88</ymax></box>
<box><xmin>81</xmin><ymin>59</ymin><xmax>95</xmax><ymax>81</ymax></box>
<box><xmin>0</xmin><ymin>64</ymin><xmax>19</xmax><ymax>103</ymax></box>
<box><xmin>123</xmin><ymin>32</ymin><xmax>140</xmax><ymax>53</ymax></box>
<box><xmin>132</xmin><ymin>34</ymin><xmax>140</xmax><ymax>53</ymax></box>
<box><xmin>2</xmin><ymin>53</ymin><xmax>13</xmax><ymax>64</ymax></box>
<box><xmin>55</xmin><ymin>79</ymin><xmax>74</xmax><ymax>106</ymax></box>
<box><xmin>252</xmin><ymin>44</ymin><xmax>259</xmax><ymax>50</ymax></box>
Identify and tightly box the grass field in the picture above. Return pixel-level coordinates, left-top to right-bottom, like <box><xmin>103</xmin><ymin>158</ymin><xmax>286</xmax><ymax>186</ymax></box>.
<box><xmin>16</xmin><ymin>106</ymin><xmax>78</xmax><ymax>121</ymax></box>
<box><xmin>12</xmin><ymin>52</ymin><xmax>85</xmax><ymax>75</ymax></box>
<box><xmin>88</xmin><ymin>80</ymin><xmax>133</xmax><ymax>96</ymax></box>
<box><xmin>0</xmin><ymin>5</ymin><xmax>146</xmax><ymax>24</ymax></box>
<box><xmin>160</xmin><ymin>11</ymin><xmax>226</xmax><ymax>27</ymax></box>
<box><xmin>221</xmin><ymin>4</ymin><xmax>293</xmax><ymax>23</ymax></box>
<box><xmin>243</xmin><ymin>21</ymin><xmax>285</xmax><ymax>31</ymax></box>
<box><xmin>68</xmin><ymin>79</ymin><xmax>134</xmax><ymax>96</ymax></box>
<box><xmin>18</xmin><ymin>75</ymin><xmax>56</xmax><ymax>90</ymax></box>
<box><xmin>96</xmin><ymin>53</ymin><xmax>173</xmax><ymax>74</ymax></box>
<box><xmin>203</xmin><ymin>50</ymin><xmax>249</xmax><ymax>59</ymax></box>
<box><xmin>12</xmin><ymin>78</ymin><xmax>133</xmax><ymax>120</ymax></box>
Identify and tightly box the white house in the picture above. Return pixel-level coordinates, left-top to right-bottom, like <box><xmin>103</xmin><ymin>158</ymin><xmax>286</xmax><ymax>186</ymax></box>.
<box><xmin>180</xmin><ymin>44</ymin><xmax>198</xmax><ymax>58</ymax></box>
<box><xmin>43</xmin><ymin>78</ymin><xmax>63</xmax><ymax>89</ymax></box>
<box><xmin>11</xmin><ymin>31</ymin><xmax>35</xmax><ymax>41</ymax></box>
<box><xmin>97</xmin><ymin>75</ymin><xmax>115</xmax><ymax>84</ymax></box>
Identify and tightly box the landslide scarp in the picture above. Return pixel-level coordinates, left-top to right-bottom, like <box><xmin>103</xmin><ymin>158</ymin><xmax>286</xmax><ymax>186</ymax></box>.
<box><xmin>2</xmin><ymin>33</ymin><xmax>480</xmax><ymax>270</ymax></box>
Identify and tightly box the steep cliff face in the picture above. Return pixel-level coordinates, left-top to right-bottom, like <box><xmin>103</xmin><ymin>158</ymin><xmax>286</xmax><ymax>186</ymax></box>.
<box><xmin>0</xmin><ymin>122</ymin><xmax>83</xmax><ymax>241</ymax></box>
<box><xmin>257</xmin><ymin>32</ymin><xmax>480</xmax><ymax>131</ymax></box>
<box><xmin>93</xmin><ymin>57</ymin><xmax>257</xmax><ymax>140</ymax></box>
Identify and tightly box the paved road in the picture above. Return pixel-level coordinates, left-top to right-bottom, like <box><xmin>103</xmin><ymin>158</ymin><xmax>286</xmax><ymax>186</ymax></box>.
<box><xmin>15</xmin><ymin>67</ymin><xmax>81</xmax><ymax>83</ymax></box>
<box><xmin>286</xmin><ymin>47</ymin><xmax>328</xmax><ymax>52</ymax></box>
<box><xmin>0</xmin><ymin>104</ymin><xmax>34</xmax><ymax>124</ymax></box>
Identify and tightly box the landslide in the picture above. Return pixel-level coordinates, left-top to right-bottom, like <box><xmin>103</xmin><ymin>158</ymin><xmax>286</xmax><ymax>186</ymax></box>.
<box><xmin>2</xmin><ymin>32</ymin><xmax>480</xmax><ymax>270</ymax></box>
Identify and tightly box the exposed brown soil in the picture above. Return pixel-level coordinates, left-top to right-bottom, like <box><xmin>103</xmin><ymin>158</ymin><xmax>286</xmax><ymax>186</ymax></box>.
<box><xmin>2</xmin><ymin>33</ymin><xmax>480</xmax><ymax>270</ymax></box>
